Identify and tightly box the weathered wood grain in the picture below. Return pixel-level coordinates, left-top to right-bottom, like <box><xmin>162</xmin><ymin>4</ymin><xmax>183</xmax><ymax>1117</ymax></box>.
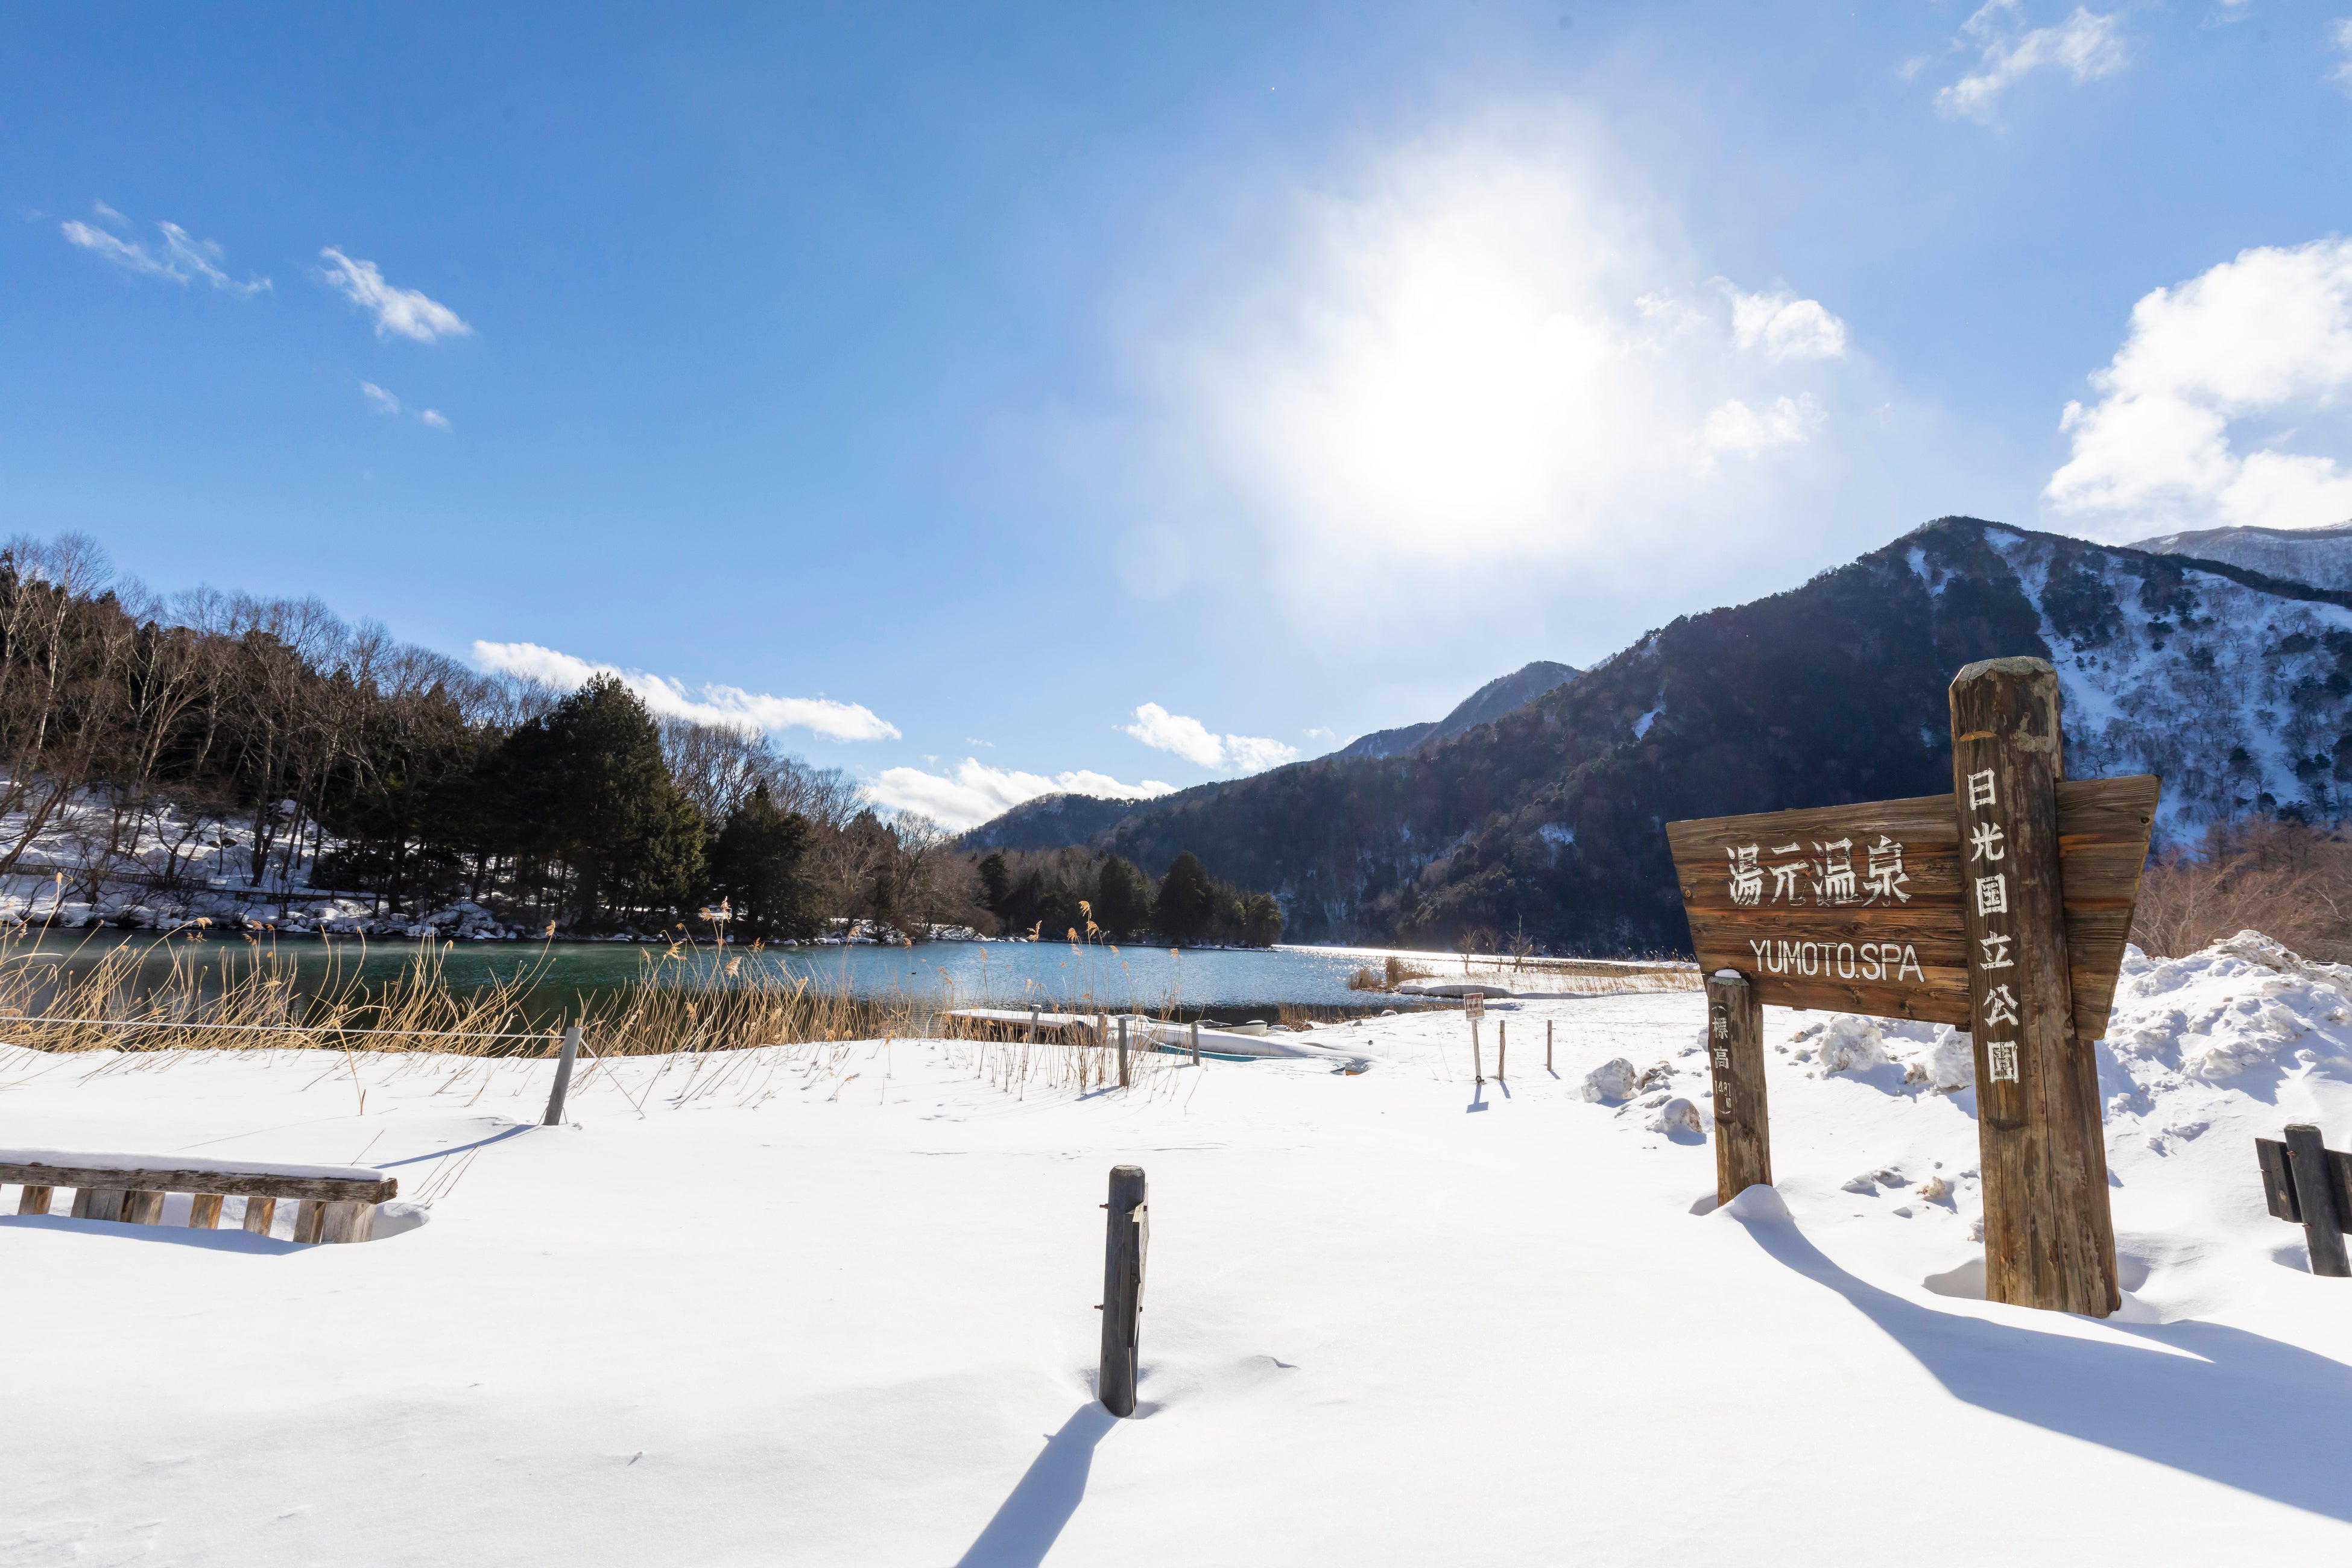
<box><xmin>0</xmin><ymin>1160</ymin><xmax>394</xmax><ymax>1203</ymax></box>
<box><xmin>1666</xmin><ymin>774</ymin><xmax>2156</xmax><ymax>1038</ymax></box>
<box><xmin>1706</xmin><ymin>972</ymin><xmax>1772</xmax><ymax>1205</ymax></box>
<box><xmin>121</xmin><ymin>1189</ymin><xmax>165</xmax><ymax>1225</ymax></box>
<box><xmin>78</xmin><ymin>1188</ymin><xmax>126</xmax><ymax>1223</ymax></box>
<box><xmin>294</xmin><ymin>1200</ymin><xmax>326</xmax><ymax>1245</ymax></box>
<box><xmin>2286</xmin><ymin>1123</ymin><xmax>2350</xmax><ymax>1277</ymax></box>
<box><xmin>1099</xmin><ymin>1165</ymin><xmax>1146</xmax><ymax>1418</ymax></box>
<box><xmin>318</xmin><ymin>1198</ymin><xmax>375</xmax><ymax>1244</ymax></box>
<box><xmin>2257</xmin><ymin>1137</ymin><xmax>2299</xmax><ymax>1221</ymax></box>
<box><xmin>241</xmin><ymin>1196</ymin><xmax>277</xmax><ymax>1236</ymax></box>
<box><xmin>188</xmin><ymin>1193</ymin><xmax>224</xmax><ymax>1230</ymax></box>
<box><xmin>1954</xmin><ymin>656</ymin><xmax>2118</xmax><ymax>1318</ymax></box>
<box><xmin>16</xmin><ymin>1184</ymin><xmax>51</xmax><ymax>1216</ymax></box>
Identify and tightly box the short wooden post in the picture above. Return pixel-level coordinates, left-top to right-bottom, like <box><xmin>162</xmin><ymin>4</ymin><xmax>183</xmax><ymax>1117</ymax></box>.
<box><xmin>1952</xmin><ymin>657</ymin><xmax>2120</xmax><ymax>1317</ymax></box>
<box><xmin>188</xmin><ymin>1193</ymin><xmax>224</xmax><ymax>1230</ymax></box>
<box><xmin>294</xmin><ymin>1199</ymin><xmax>326</xmax><ymax>1244</ymax></box>
<box><xmin>1117</xmin><ymin>1017</ymin><xmax>1130</xmax><ymax>1088</ymax></box>
<box><xmin>242</xmin><ymin>1196</ymin><xmax>277</xmax><ymax>1236</ymax></box>
<box><xmin>2286</xmin><ymin>1123</ymin><xmax>2350</xmax><ymax>1277</ymax></box>
<box><xmin>122</xmin><ymin>1189</ymin><xmax>165</xmax><ymax>1225</ymax></box>
<box><xmin>542</xmin><ymin>1023</ymin><xmax>582</xmax><ymax>1126</ymax></box>
<box><xmin>1497</xmin><ymin>1020</ymin><xmax>1507</xmax><ymax>1079</ymax></box>
<box><xmin>1095</xmin><ymin>1011</ymin><xmax>1107</xmax><ymax>1056</ymax></box>
<box><xmin>1704</xmin><ymin>971</ymin><xmax>1771</xmax><ymax>1203</ymax></box>
<box><xmin>1471</xmin><ymin>1020</ymin><xmax>1483</xmax><ymax>1084</ymax></box>
<box><xmin>318</xmin><ymin>1199</ymin><xmax>375</xmax><ymax>1244</ymax></box>
<box><xmin>1188</xmin><ymin>1021</ymin><xmax>1199</xmax><ymax>1065</ymax></box>
<box><xmin>1546</xmin><ymin>1019</ymin><xmax>1554</xmax><ymax>1073</ymax></box>
<box><xmin>1028</xmin><ymin>1007</ymin><xmax>1040</xmax><ymax>1045</ymax></box>
<box><xmin>75</xmin><ymin>1187</ymin><xmax>126</xmax><ymax>1222</ymax></box>
<box><xmin>16</xmin><ymin>1184</ymin><xmax>52</xmax><ymax>1216</ymax></box>
<box><xmin>1098</xmin><ymin>1164</ymin><xmax>1147</xmax><ymax>1417</ymax></box>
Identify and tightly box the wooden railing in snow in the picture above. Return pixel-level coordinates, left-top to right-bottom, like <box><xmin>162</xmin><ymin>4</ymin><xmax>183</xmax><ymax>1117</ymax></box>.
<box><xmin>3</xmin><ymin>1149</ymin><xmax>395</xmax><ymax>1244</ymax></box>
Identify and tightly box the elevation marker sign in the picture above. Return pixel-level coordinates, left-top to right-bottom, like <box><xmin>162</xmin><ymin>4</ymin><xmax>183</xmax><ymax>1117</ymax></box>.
<box><xmin>1664</xmin><ymin>657</ymin><xmax>2158</xmax><ymax>1318</ymax></box>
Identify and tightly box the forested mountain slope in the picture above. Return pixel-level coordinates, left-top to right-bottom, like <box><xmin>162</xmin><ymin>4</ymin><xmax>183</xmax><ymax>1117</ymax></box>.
<box><xmin>1329</xmin><ymin>659</ymin><xmax>1581</xmax><ymax>762</ymax></box>
<box><xmin>2133</xmin><ymin>522</ymin><xmax>2352</xmax><ymax>592</ymax></box>
<box><xmin>1092</xmin><ymin>517</ymin><xmax>2352</xmax><ymax>952</ymax></box>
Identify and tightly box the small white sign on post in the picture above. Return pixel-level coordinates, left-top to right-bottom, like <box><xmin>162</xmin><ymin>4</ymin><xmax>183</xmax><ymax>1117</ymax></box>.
<box><xmin>1464</xmin><ymin>992</ymin><xmax>1486</xmax><ymax>1021</ymax></box>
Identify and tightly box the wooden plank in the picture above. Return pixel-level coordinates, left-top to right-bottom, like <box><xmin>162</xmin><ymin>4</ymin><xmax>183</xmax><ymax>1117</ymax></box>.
<box><xmin>16</xmin><ymin>1184</ymin><xmax>52</xmax><ymax>1216</ymax></box>
<box><xmin>1706</xmin><ymin>972</ymin><xmax>1772</xmax><ymax>1205</ymax></box>
<box><xmin>1098</xmin><ymin>1165</ymin><xmax>1146</xmax><ymax>1418</ymax></box>
<box><xmin>0</xmin><ymin>1161</ymin><xmax>394</xmax><ymax>1203</ymax></box>
<box><xmin>2286</xmin><ymin>1124</ymin><xmax>2350</xmax><ymax>1277</ymax></box>
<box><xmin>294</xmin><ymin>1200</ymin><xmax>326</xmax><ymax>1245</ymax></box>
<box><xmin>122</xmin><ymin>1189</ymin><xmax>165</xmax><ymax>1225</ymax></box>
<box><xmin>318</xmin><ymin>1199</ymin><xmax>375</xmax><ymax>1244</ymax></box>
<box><xmin>1665</xmin><ymin>774</ymin><xmax>2156</xmax><ymax>1038</ymax></box>
<box><xmin>242</xmin><ymin>1196</ymin><xmax>277</xmax><ymax>1237</ymax></box>
<box><xmin>80</xmin><ymin>1188</ymin><xmax>127</xmax><ymax>1224</ymax></box>
<box><xmin>188</xmin><ymin>1193</ymin><xmax>224</xmax><ymax>1230</ymax></box>
<box><xmin>2258</xmin><ymin>1137</ymin><xmax>2300</xmax><ymax>1222</ymax></box>
<box><xmin>1953</xmin><ymin>656</ymin><xmax>2118</xmax><ymax>1318</ymax></box>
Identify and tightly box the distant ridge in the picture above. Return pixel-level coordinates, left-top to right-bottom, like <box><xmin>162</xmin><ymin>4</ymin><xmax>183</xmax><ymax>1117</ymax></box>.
<box><xmin>1329</xmin><ymin>660</ymin><xmax>1580</xmax><ymax>762</ymax></box>
<box><xmin>2132</xmin><ymin>521</ymin><xmax>2352</xmax><ymax>592</ymax></box>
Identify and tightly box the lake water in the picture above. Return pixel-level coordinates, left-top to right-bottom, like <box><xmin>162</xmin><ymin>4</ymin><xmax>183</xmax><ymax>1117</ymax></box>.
<box><xmin>1</xmin><ymin>931</ymin><xmax>1491</xmax><ymax>1022</ymax></box>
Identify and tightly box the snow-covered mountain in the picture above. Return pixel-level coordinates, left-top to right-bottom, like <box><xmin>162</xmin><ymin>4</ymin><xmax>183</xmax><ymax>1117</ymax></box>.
<box><xmin>2132</xmin><ymin>521</ymin><xmax>2352</xmax><ymax>592</ymax></box>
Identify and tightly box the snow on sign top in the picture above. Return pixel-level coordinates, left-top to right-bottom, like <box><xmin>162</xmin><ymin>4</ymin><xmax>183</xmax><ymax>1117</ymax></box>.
<box><xmin>1664</xmin><ymin>775</ymin><xmax>2157</xmax><ymax>1038</ymax></box>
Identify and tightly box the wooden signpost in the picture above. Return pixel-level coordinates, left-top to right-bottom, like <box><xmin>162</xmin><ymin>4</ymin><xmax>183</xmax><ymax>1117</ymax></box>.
<box><xmin>1665</xmin><ymin>657</ymin><xmax>2158</xmax><ymax>1319</ymax></box>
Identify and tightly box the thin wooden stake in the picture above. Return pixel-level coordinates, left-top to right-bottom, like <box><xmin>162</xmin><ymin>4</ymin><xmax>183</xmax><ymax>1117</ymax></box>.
<box><xmin>2286</xmin><ymin>1123</ymin><xmax>2350</xmax><ymax>1277</ymax></box>
<box><xmin>1189</xmin><ymin>1021</ymin><xmax>1200</xmax><ymax>1066</ymax></box>
<box><xmin>1497</xmin><ymin>1020</ymin><xmax>1507</xmax><ymax>1079</ymax></box>
<box><xmin>542</xmin><ymin>1023</ymin><xmax>582</xmax><ymax>1126</ymax></box>
<box><xmin>1472</xmin><ymin>1019</ymin><xmax>1483</xmax><ymax>1085</ymax></box>
<box><xmin>1098</xmin><ymin>1165</ymin><xmax>1147</xmax><ymax>1417</ymax></box>
<box><xmin>1117</xmin><ymin>1017</ymin><xmax>1130</xmax><ymax>1088</ymax></box>
<box><xmin>1546</xmin><ymin>1019</ymin><xmax>1554</xmax><ymax>1073</ymax></box>
<box><xmin>1704</xmin><ymin>971</ymin><xmax>1771</xmax><ymax>1203</ymax></box>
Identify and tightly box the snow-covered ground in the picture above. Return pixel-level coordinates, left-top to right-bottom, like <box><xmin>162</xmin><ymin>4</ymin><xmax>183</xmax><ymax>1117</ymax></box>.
<box><xmin>5</xmin><ymin>934</ymin><xmax>2352</xmax><ymax>1564</ymax></box>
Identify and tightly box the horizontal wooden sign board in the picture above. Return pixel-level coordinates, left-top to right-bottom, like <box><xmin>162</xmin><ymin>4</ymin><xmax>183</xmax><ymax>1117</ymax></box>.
<box><xmin>1665</xmin><ymin>774</ymin><xmax>2158</xmax><ymax>1039</ymax></box>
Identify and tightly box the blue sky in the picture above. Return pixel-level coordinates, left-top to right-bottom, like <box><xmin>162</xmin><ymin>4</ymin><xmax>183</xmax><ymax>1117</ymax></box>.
<box><xmin>6</xmin><ymin>2</ymin><xmax>2351</xmax><ymax>826</ymax></box>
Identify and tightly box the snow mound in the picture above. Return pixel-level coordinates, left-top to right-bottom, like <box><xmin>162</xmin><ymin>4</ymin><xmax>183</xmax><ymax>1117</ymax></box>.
<box><xmin>2107</xmin><ymin>932</ymin><xmax>2352</xmax><ymax>1084</ymax></box>
<box><xmin>1580</xmin><ymin>1057</ymin><xmax>1639</xmax><ymax>1102</ymax></box>
<box><xmin>1645</xmin><ymin>1096</ymin><xmax>1704</xmax><ymax>1136</ymax></box>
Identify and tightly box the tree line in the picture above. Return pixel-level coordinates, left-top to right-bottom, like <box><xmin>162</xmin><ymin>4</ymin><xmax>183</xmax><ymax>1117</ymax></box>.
<box><xmin>0</xmin><ymin>534</ymin><xmax>1286</xmax><ymax>944</ymax></box>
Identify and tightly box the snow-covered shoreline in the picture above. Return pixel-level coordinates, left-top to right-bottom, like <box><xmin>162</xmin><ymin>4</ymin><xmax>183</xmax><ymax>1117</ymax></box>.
<box><xmin>4</xmin><ymin>932</ymin><xmax>2351</xmax><ymax>1563</ymax></box>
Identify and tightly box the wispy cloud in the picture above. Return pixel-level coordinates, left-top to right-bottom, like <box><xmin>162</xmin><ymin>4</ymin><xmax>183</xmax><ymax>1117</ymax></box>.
<box><xmin>1726</xmin><ymin>288</ymin><xmax>1847</xmax><ymax>361</ymax></box>
<box><xmin>320</xmin><ymin>248</ymin><xmax>472</xmax><ymax>343</ymax></box>
<box><xmin>2329</xmin><ymin>19</ymin><xmax>2352</xmax><ymax>95</ymax></box>
<box><xmin>472</xmin><ymin>640</ymin><xmax>898</xmax><ymax>742</ymax></box>
<box><xmin>862</xmin><ymin>759</ymin><xmax>1174</xmax><ymax>832</ymax></box>
<box><xmin>1935</xmin><ymin>2</ymin><xmax>2129</xmax><ymax>122</ymax></box>
<box><xmin>358</xmin><ymin>382</ymin><xmax>452</xmax><ymax>430</ymax></box>
<box><xmin>60</xmin><ymin>204</ymin><xmax>270</xmax><ymax>295</ymax></box>
<box><xmin>2045</xmin><ymin>238</ymin><xmax>2352</xmax><ymax>535</ymax></box>
<box><xmin>1124</xmin><ymin>703</ymin><xmax>1300</xmax><ymax>774</ymax></box>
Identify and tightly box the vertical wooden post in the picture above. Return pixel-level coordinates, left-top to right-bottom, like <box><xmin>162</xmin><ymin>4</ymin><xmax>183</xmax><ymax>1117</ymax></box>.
<box><xmin>542</xmin><ymin>1023</ymin><xmax>581</xmax><ymax>1126</ymax></box>
<box><xmin>76</xmin><ymin>1187</ymin><xmax>126</xmax><ymax>1222</ymax></box>
<box><xmin>17</xmin><ymin>1184</ymin><xmax>52</xmax><ymax>1216</ymax></box>
<box><xmin>188</xmin><ymin>1193</ymin><xmax>224</xmax><ymax>1230</ymax></box>
<box><xmin>2285</xmin><ymin>1124</ymin><xmax>2350</xmax><ymax>1277</ymax></box>
<box><xmin>319</xmin><ymin>1199</ymin><xmax>375</xmax><ymax>1244</ymax></box>
<box><xmin>1497</xmin><ymin>1021</ymin><xmax>1507</xmax><ymax>1079</ymax></box>
<box><xmin>1471</xmin><ymin>1020</ymin><xmax>1483</xmax><ymax>1084</ymax></box>
<box><xmin>122</xmin><ymin>1189</ymin><xmax>165</xmax><ymax>1225</ymax></box>
<box><xmin>1098</xmin><ymin>1164</ymin><xmax>1147</xmax><ymax>1417</ymax></box>
<box><xmin>1952</xmin><ymin>656</ymin><xmax>2119</xmax><ymax>1317</ymax></box>
<box><xmin>1188</xmin><ymin>1021</ymin><xmax>1199</xmax><ymax>1065</ymax></box>
<box><xmin>1028</xmin><ymin>1007</ymin><xmax>1040</xmax><ymax>1045</ymax></box>
<box><xmin>1704</xmin><ymin>971</ymin><xmax>1771</xmax><ymax>1203</ymax></box>
<box><xmin>1546</xmin><ymin>1019</ymin><xmax>1554</xmax><ymax>1073</ymax></box>
<box><xmin>242</xmin><ymin>1196</ymin><xmax>277</xmax><ymax>1236</ymax></box>
<box><xmin>1117</xmin><ymin>1017</ymin><xmax>1130</xmax><ymax>1087</ymax></box>
<box><xmin>295</xmin><ymin>1199</ymin><xmax>326</xmax><ymax>1244</ymax></box>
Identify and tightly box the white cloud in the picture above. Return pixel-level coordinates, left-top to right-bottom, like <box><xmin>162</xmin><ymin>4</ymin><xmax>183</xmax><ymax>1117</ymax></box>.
<box><xmin>2330</xmin><ymin>19</ymin><xmax>2352</xmax><ymax>95</ymax></box>
<box><xmin>472</xmin><ymin>640</ymin><xmax>899</xmax><ymax>742</ymax></box>
<box><xmin>359</xmin><ymin>382</ymin><xmax>452</xmax><ymax>431</ymax></box>
<box><xmin>320</xmin><ymin>248</ymin><xmax>472</xmax><ymax>343</ymax></box>
<box><xmin>62</xmin><ymin>206</ymin><xmax>269</xmax><ymax>294</ymax></box>
<box><xmin>861</xmin><ymin>759</ymin><xmax>1175</xmax><ymax>832</ymax></box>
<box><xmin>1727</xmin><ymin>289</ymin><xmax>1847</xmax><ymax>361</ymax></box>
<box><xmin>1166</xmin><ymin>112</ymin><xmax>1862</xmax><ymax>590</ymax></box>
<box><xmin>1701</xmin><ymin>395</ymin><xmax>1821</xmax><ymax>460</ymax></box>
<box><xmin>2044</xmin><ymin>238</ymin><xmax>2352</xmax><ymax>536</ymax></box>
<box><xmin>1123</xmin><ymin>703</ymin><xmax>1301</xmax><ymax>774</ymax></box>
<box><xmin>1935</xmin><ymin>3</ymin><xmax>2129</xmax><ymax>122</ymax></box>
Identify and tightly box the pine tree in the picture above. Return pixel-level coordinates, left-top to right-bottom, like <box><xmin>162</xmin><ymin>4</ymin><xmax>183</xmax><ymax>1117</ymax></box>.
<box><xmin>1241</xmin><ymin>891</ymin><xmax>1284</xmax><ymax>947</ymax></box>
<box><xmin>710</xmin><ymin>782</ymin><xmax>818</xmax><ymax>941</ymax></box>
<box><xmin>1091</xmin><ymin>855</ymin><xmax>1151</xmax><ymax>941</ymax></box>
<box><xmin>1153</xmin><ymin>851</ymin><xmax>1218</xmax><ymax>946</ymax></box>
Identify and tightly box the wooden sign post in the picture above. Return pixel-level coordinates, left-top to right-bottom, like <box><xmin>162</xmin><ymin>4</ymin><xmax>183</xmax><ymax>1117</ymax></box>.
<box><xmin>1465</xmin><ymin>991</ymin><xmax>1485</xmax><ymax>1084</ymax></box>
<box><xmin>1666</xmin><ymin>656</ymin><xmax>2157</xmax><ymax>1318</ymax></box>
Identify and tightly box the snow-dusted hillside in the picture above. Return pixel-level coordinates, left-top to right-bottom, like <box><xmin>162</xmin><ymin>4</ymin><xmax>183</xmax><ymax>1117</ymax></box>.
<box><xmin>6</xmin><ymin>931</ymin><xmax>2352</xmax><ymax>1564</ymax></box>
<box><xmin>2135</xmin><ymin>521</ymin><xmax>2352</xmax><ymax>593</ymax></box>
<box><xmin>1976</xmin><ymin>525</ymin><xmax>2352</xmax><ymax>836</ymax></box>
